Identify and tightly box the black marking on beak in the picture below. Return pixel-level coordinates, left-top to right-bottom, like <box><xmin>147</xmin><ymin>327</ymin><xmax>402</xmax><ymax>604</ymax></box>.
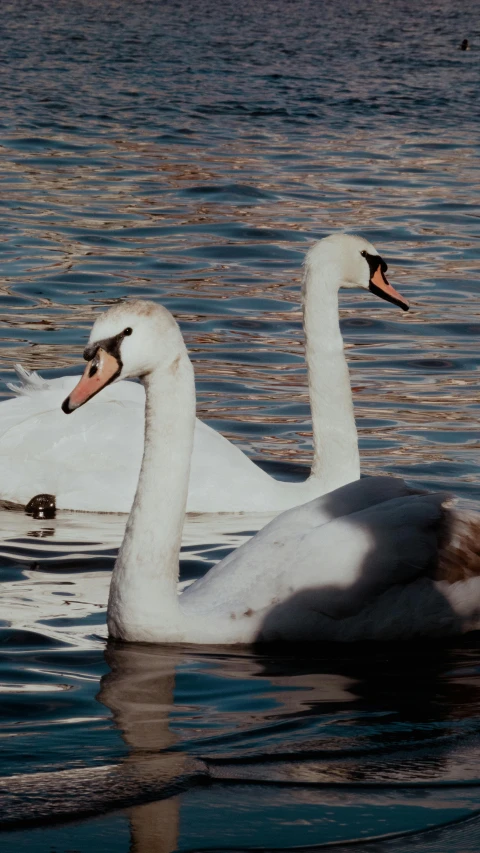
<box><xmin>62</xmin><ymin>345</ymin><xmax>123</xmax><ymax>415</ymax></box>
<box><xmin>363</xmin><ymin>251</ymin><xmax>387</xmax><ymax>279</ymax></box>
<box><xmin>84</xmin><ymin>328</ymin><xmax>128</xmax><ymax>365</ymax></box>
<box><xmin>363</xmin><ymin>251</ymin><xmax>409</xmax><ymax>312</ymax></box>
<box><xmin>369</xmin><ymin>280</ymin><xmax>409</xmax><ymax>312</ymax></box>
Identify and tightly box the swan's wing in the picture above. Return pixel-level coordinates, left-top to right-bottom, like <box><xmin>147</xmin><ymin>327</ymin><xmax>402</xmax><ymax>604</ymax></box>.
<box><xmin>0</xmin><ymin>369</ymin><xmax>272</xmax><ymax>513</ymax></box>
<box><xmin>282</xmin><ymin>474</ymin><xmax>424</xmax><ymax>530</ymax></box>
<box><xmin>0</xmin><ymin>374</ymin><xmax>146</xmax><ymax>510</ymax></box>
<box><xmin>182</xmin><ymin>491</ymin><xmax>448</xmax><ymax>634</ymax></box>
<box><xmin>196</xmin><ymin>475</ymin><xmax>422</xmax><ymax>564</ymax></box>
<box><xmin>188</xmin><ymin>419</ymin><xmax>276</xmax><ymax>513</ymax></box>
<box><xmin>288</xmin><ymin>492</ymin><xmax>448</xmax><ymax>620</ymax></box>
<box><xmin>306</xmin><ymin>475</ymin><xmax>425</xmax><ymax>521</ymax></box>
<box><xmin>0</xmin><ymin>396</ymin><xmax>145</xmax><ymax>511</ymax></box>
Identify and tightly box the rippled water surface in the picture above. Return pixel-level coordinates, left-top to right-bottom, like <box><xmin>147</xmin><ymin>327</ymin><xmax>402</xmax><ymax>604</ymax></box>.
<box><xmin>1</xmin><ymin>0</ymin><xmax>480</xmax><ymax>849</ymax></box>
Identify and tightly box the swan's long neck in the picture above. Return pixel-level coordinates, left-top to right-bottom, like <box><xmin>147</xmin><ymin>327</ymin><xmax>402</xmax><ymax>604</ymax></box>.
<box><xmin>107</xmin><ymin>345</ymin><xmax>195</xmax><ymax>641</ymax></box>
<box><xmin>303</xmin><ymin>261</ymin><xmax>360</xmax><ymax>489</ymax></box>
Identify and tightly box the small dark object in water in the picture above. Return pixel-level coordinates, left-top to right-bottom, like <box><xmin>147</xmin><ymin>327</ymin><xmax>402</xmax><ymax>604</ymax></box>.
<box><xmin>25</xmin><ymin>494</ymin><xmax>56</xmax><ymax>519</ymax></box>
<box><xmin>460</xmin><ymin>39</ymin><xmax>470</xmax><ymax>50</ymax></box>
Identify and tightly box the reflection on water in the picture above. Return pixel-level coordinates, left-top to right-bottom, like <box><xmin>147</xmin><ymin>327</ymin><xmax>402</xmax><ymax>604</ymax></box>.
<box><xmin>0</xmin><ymin>0</ymin><xmax>480</xmax><ymax>849</ymax></box>
<box><xmin>4</xmin><ymin>639</ymin><xmax>480</xmax><ymax>851</ymax></box>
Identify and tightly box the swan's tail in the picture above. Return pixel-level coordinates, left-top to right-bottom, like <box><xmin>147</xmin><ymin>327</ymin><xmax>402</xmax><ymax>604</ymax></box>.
<box><xmin>6</xmin><ymin>364</ymin><xmax>50</xmax><ymax>396</ymax></box>
<box><xmin>437</xmin><ymin>509</ymin><xmax>480</xmax><ymax>583</ymax></box>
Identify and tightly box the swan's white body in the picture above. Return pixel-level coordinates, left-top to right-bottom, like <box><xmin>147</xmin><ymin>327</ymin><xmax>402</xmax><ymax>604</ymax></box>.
<box><xmin>0</xmin><ymin>372</ymin><xmax>295</xmax><ymax>514</ymax></box>
<box><xmin>0</xmin><ymin>235</ymin><xmax>406</xmax><ymax>514</ymax></box>
<box><xmin>63</xmin><ymin>294</ymin><xmax>480</xmax><ymax>644</ymax></box>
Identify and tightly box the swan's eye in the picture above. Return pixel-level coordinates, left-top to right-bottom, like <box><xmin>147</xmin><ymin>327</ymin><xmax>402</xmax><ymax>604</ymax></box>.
<box><xmin>124</xmin><ymin>327</ymin><xmax>133</xmax><ymax>336</ymax></box>
<box><xmin>360</xmin><ymin>250</ymin><xmax>367</xmax><ymax>258</ymax></box>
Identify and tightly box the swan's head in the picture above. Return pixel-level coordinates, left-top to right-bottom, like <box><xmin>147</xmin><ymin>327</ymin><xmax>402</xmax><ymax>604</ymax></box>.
<box><xmin>304</xmin><ymin>234</ymin><xmax>409</xmax><ymax>311</ymax></box>
<box><xmin>62</xmin><ymin>301</ymin><xmax>183</xmax><ymax>413</ymax></box>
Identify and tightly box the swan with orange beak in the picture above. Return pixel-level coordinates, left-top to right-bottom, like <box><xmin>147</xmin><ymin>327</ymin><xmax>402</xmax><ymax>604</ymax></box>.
<box><xmin>62</xmin><ymin>328</ymin><xmax>131</xmax><ymax>413</ymax></box>
<box><xmin>63</xmin><ymin>237</ymin><xmax>408</xmax><ymax>417</ymax></box>
<box><xmin>0</xmin><ymin>233</ymin><xmax>409</xmax><ymax>516</ymax></box>
<box><xmin>56</xmin><ymin>298</ymin><xmax>480</xmax><ymax>645</ymax></box>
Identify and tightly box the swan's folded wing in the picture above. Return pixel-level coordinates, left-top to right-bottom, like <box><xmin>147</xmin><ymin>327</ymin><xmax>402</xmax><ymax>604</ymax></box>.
<box><xmin>311</xmin><ymin>475</ymin><xmax>425</xmax><ymax>521</ymax></box>
<box><xmin>290</xmin><ymin>492</ymin><xmax>449</xmax><ymax>620</ymax></box>
<box><xmin>0</xmin><ymin>379</ymin><xmax>146</xmax><ymax>510</ymax></box>
<box><xmin>267</xmin><ymin>474</ymin><xmax>423</xmax><ymax>535</ymax></box>
<box><xmin>199</xmin><ymin>475</ymin><xmax>424</xmax><ymax>573</ymax></box>
<box><xmin>182</xmin><ymin>489</ymin><xmax>448</xmax><ymax>635</ymax></box>
<box><xmin>188</xmin><ymin>419</ymin><xmax>277</xmax><ymax>513</ymax></box>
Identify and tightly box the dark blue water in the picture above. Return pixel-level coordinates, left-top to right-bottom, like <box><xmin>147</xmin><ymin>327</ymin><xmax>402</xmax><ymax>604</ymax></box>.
<box><xmin>1</xmin><ymin>0</ymin><xmax>480</xmax><ymax>849</ymax></box>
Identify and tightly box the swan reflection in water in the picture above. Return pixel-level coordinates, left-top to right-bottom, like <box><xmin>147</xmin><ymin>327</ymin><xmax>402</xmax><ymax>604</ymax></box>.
<box><xmin>98</xmin><ymin>644</ymin><xmax>191</xmax><ymax>853</ymax></box>
<box><xmin>94</xmin><ymin>640</ymin><xmax>480</xmax><ymax>852</ymax></box>
<box><xmin>4</xmin><ymin>640</ymin><xmax>480</xmax><ymax>850</ymax></box>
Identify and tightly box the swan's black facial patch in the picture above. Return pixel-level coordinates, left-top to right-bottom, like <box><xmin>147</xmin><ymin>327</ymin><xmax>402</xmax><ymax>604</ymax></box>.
<box><xmin>83</xmin><ymin>328</ymin><xmax>128</xmax><ymax>367</ymax></box>
<box><xmin>364</xmin><ymin>251</ymin><xmax>409</xmax><ymax>312</ymax></box>
<box><xmin>362</xmin><ymin>251</ymin><xmax>388</xmax><ymax>277</ymax></box>
<box><xmin>79</xmin><ymin>329</ymin><xmax>127</xmax><ymax>394</ymax></box>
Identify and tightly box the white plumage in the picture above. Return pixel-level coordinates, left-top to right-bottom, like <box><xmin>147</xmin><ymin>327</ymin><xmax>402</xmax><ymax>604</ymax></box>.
<box><xmin>61</xmin><ymin>299</ymin><xmax>480</xmax><ymax>645</ymax></box>
<box><xmin>0</xmin><ymin>234</ymin><xmax>407</xmax><ymax>513</ymax></box>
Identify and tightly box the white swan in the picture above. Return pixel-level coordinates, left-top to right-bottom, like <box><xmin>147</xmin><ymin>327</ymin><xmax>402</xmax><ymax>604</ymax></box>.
<box><xmin>62</xmin><ymin>300</ymin><xmax>480</xmax><ymax>643</ymax></box>
<box><xmin>0</xmin><ymin>234</ymin><xmax>409</xmax><ymax>514</ymax></box>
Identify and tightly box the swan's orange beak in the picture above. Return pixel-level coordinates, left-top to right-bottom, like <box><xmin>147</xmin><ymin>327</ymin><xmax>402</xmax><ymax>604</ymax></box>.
<box><xmin>62</xmin><ymin>348</ymin><xmax>121</xmax><ymax>414</ymax></box>
<box><xmin>369</xmin><ymin>266</ymin><xmax>409</xmax><ymax>312</ymax></box>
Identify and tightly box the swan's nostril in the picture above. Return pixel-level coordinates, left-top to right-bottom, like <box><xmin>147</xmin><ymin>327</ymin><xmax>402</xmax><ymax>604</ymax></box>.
<box><xmin>88</xmin><ymin>363</ymin><xmax>98</xmax><ymax>379</ymax></box>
